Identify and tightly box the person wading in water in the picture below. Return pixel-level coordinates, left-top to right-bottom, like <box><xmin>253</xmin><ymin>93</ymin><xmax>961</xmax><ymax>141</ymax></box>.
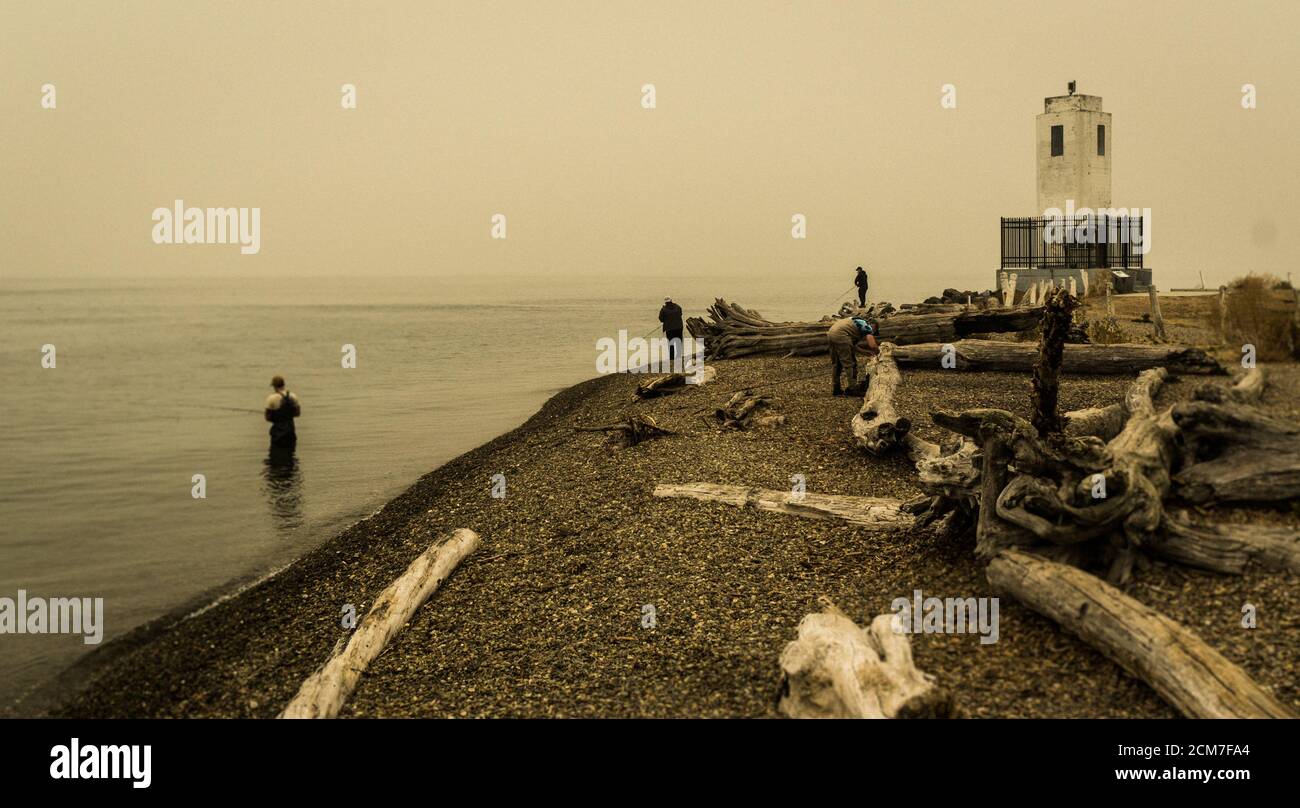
<box><xmin>264</xmin><ymin>375</ymin><xmax>301</xmax><ymax>449</ymax></box>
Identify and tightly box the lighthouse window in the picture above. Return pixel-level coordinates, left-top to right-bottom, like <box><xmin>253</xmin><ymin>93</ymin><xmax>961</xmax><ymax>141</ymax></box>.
<box><xmin>1050</xmin><ymin>125</ymin><xmax>1063</xmax><ymax>156</ymax></box>
<box><xmin>1098</xmin><ymin>125</ymin><xmax>1105</xmax><ymax>155</ymax></box>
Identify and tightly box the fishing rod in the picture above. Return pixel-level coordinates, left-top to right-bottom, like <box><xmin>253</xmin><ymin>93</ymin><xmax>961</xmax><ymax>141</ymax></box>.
<box><xmin>823</xmin><ymin>284</ymin><xmax>856</xmax><ymax>307</ymax></box>
<box><xmin>821</xmin><ymin>282</ymin><xmax>865</xmax><ymax>311</ymax></box>
<box><xmin>181</xmin><ymin>404</ymin><xmax>263</xmax><ymax>415</ymax></box>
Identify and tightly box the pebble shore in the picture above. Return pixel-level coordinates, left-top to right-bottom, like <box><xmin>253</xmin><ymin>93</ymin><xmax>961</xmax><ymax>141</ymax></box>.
<box><xmin>41</xmin><ymin>348</ymin><xmax>1300</xmax><ymax>718</ymax></box>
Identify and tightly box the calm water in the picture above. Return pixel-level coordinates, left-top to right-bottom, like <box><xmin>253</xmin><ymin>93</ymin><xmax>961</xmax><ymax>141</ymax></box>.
<box><xmin>0</xmin><ymin>272</ymin><xmax>925</xmax><ymax>706</ymax></box>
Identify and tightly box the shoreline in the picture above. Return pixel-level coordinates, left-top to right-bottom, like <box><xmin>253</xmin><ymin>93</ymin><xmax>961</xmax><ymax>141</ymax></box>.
<box><xmin>29</xmin><ymin>353</ymin><xmax>1300</xmax><ymax>718</ymax></box>
<box><xmin>15</xmin><ymin>373</ymin><xmax>611</xmax><ymax>718</ymax></box>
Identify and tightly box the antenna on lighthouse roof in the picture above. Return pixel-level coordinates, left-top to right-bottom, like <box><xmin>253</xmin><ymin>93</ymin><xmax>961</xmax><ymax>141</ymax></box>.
<box><xmin>1068</xmin><ymin>80</ymin><xmax>1077</xmax><ymax>95</ymax></box>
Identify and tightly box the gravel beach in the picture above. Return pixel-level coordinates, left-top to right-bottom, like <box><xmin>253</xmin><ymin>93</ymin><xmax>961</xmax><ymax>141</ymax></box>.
<box><xmin>40</xmin><ymin>343</ymin><xmax>1300</xmax><ymax>719</ymax></box>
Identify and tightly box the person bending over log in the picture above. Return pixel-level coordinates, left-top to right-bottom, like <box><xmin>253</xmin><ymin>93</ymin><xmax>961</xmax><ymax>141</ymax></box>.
<box><xmin>828</xmin><ymin>317</ymin><xmax>879</xmax><ymax>396</ymax></box>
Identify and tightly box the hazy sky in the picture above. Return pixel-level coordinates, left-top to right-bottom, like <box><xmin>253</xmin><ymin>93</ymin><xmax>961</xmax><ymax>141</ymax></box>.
<box><xmin>2</xmin><ymin>0</ymin><xmax>1296</xmax><ymax>291</ymax></box>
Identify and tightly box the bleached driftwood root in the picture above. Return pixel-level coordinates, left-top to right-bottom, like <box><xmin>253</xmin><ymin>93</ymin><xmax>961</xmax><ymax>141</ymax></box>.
<box><xmin>576</xmin><ymin>414</ymin><xmax>675</xmax><ymax>448</ymax></box>
<box><xmin>852</xmin><ymin>342</ymin><xmax>911</xmax><ymax>454</ymax></box>
<box><xmin>633</xmin><ymin>365</ymin><xmax>716</xmax><ymax>399</ymax></box>
<box><xmin>987</xmin><ymin>550</ymin><xmax>1293</xmax><ymax>719</ymax></box>
<box><xmin>922</xmin><ymin>358</ymin><xmax>1300</xmax><ymax>581</ymax></box>
<box><xmin>914</xmin><ymin>437</ymin><xmax>980</xmax><ymax>497</ymax></box>
<box><xmin>1063</xmin><ymin>403</ymin><xmax>1128</xmax><ymax>441</ymax></box>
<box><xmin>1192</xmin><ymin>367</ymin><xmax>1265</xmax><ymax>405</ymax></box>
<box><xmin>932</xmin><ymin>367</ymin><xmax>1178</xmax><ymax>582</ymax></box>
<box><xmin>1062</xmin><ymin>332</ymin><xmax>1170</xmax><ymax>443</ymax></box>
<box><xmin>714</xmin><ymin>390</ymin><xmax>785</xmax><ymax>430</ymax></box>
<box><xmin>280</xmin><ymin>528</ymin><xmax>481</xmax><ymax>719</ymax></box>
<box><xmin>652</xmin><ymin>483</ymin><xmax>913</xmax><ymax>531</ymax></box>
<box><xmin>1061</xmin><ymin>368</ymin><xmax>1165</xmax><ymax>442</ymax></box>
<box><xmin>778</xmin><ymin>596</ymin><xmax>955</xmax><ymax>718</ymax></box>
<box><xmin>897</xmin><ymin>436</ymin><xmax>981</xmax><ymax>537</ymax></box>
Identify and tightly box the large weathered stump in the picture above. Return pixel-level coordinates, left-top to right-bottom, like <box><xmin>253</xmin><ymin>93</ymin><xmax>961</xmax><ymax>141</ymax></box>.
<box><xmin>778</xmin><ymin>597</ymin><xmax>955</xmax><ymax>719</ymax></box>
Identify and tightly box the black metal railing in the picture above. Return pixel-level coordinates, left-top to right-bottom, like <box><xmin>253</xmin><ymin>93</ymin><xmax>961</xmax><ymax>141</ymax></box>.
<box><xmin>1000</xmin><ymin>215</ymin><xmax>1144</xmax><ymax>269</ymax></box>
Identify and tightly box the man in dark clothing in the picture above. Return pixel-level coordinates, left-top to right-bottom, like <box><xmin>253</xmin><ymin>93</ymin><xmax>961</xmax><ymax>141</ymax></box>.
<box><xmin>658</xmin><ymin>297</ymin><xmax>684</xmax><ymax>362</ymax></box>
<box><xmin>264</xmin><ymin>375</ymin><xmax>301</xmax><ymax>449</ymax></box>
<box><xmin>854</xmin><ymin>266</ymin><xmax>869</xmax><ymax>307</ymax></box>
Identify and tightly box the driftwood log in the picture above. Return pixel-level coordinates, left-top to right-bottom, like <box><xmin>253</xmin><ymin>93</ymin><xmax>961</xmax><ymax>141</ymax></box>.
<box><xmin>890</xmin><ymin>341</ymin><xmax>1223</xmax><ymax>375</ymax></box>
<box><xmin>852</xmin><ymin>342</ymin><xmax>911</xmax><ymax>454</ymax></box>
<box><xmin>684</xmin><ymin>299</ymin><xmax>879</xmax><ymax>360</ymax></box>
<box><xmin>1158</xmin><ymin>512</ymin><xmax>1300</xmax><ymax>574</ymax></box>
<box><xmin>280</xmin><ymin>528</ymin><xmax>481</xmax><ymax>719</ymax></box>
<box><xmin>685</xmin><ymin>298</ymin><xmax>1043</xmax><ymax>359</ymax></box>
<box><xmin>987</xmin><ymin>550</ymin><xmax>1293</xmax><ymax>719</ymax></box>
<box><xmin>1172</xmin><ymin>396</ymin><xmax>1300</xmax><ymax>504</ymax></box>
<box><xmin>652</xmin><ymin>483</ymin><xmax>914</xmax><ymax>531</ymax></box>
<box><xmin>778</xmin><ymin>596</ymin><xmax>955</xmax><ymax>718</ymax></box>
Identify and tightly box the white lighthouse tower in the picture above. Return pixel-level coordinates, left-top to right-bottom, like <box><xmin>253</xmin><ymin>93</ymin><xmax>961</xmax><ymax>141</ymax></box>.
<box><xmin>999</xmin><ymin>83</ymin><xmax>1148</xmax><ymax>296</ymax></box>
<box><xmin>1036</xmin><ymin>82</ymin><xmax>1112</xmax><ymax>214</ymax></box>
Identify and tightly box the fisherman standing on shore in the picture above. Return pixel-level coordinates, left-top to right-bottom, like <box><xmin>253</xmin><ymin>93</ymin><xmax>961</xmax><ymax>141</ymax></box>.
<box><xmin>264</xmin><ymin>375</ymin><xmax>301</xmax><ymax>449</ymax></box>
<box><xmin>854</xmin><ymin>266</ymin><xmax>869</xmax><ymax>307</ymax></box>
<box><xmin>659</xmin><ymin>297</ymin><xmax>684</xmax><ymax>362</ymax></box>
<box><xmin>827</xmin><ymin>317</ymin><xmax>878</xmax><ymax>396</ymax></box>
